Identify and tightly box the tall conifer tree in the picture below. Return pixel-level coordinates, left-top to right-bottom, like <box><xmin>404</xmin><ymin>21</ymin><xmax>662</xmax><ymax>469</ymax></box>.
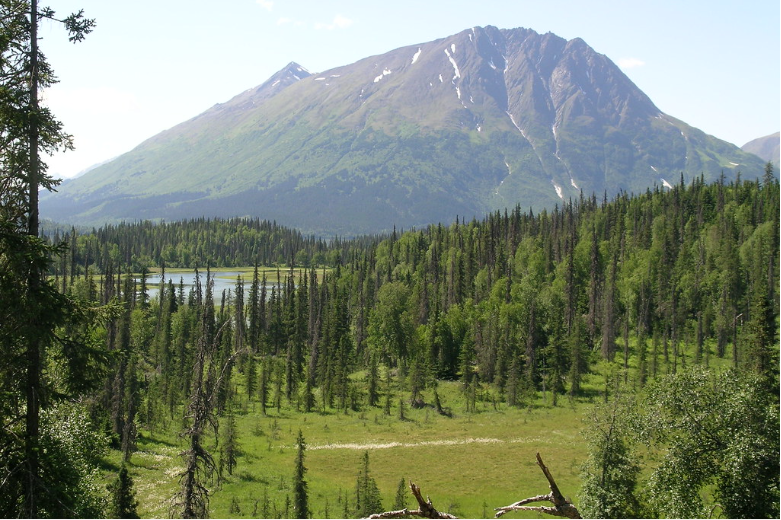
<box><xmin>293</xmin><ymin>430</ymin><xmax>309</xmax><ymax>519</ymax></box>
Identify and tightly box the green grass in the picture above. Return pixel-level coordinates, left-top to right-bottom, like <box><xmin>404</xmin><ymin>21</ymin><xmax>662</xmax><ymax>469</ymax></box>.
<box><xmin>221</xmin><ymin>392</ymin><xmax>587</xmax><ymax>518</ymax></box>
<box><xmin>113</xmin><ymin>335</ymin><xmax>735</xmax><ymax>519</ymax></box>
<box><xmin>114</xmin><ymin>372</ymin><xmax>595</xmax><ymax>519</ymax></box>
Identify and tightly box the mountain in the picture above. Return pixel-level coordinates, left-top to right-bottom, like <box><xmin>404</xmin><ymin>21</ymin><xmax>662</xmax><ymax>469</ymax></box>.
<box><xmin>41</xmin><ymin>26</ymin><xmax>766</xmax><ymax>235</ymax></box>
<box><xmin>742</xmin><ymin>132</ymin><xmax>780</xmax><ymax>165</ymax></box>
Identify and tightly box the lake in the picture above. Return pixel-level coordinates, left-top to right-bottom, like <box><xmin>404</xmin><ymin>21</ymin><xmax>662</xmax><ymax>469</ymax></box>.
<box><xmin>138</xmin><ymin>270</ymin><xmax>284</xmax><ymax>302</ymax></box>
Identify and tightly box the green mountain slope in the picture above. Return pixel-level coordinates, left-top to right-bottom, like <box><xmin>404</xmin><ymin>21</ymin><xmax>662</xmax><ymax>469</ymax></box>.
<box><xmin>41</xmin><ymin>26</ymin><xmax>766</xmax><ymax>235</ymax></box>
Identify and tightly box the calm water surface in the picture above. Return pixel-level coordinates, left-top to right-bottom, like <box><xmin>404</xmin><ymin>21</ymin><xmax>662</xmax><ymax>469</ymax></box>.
<box><xmin>138</xmin><ymin>270</ymin><xmax>281</xmax><ymax>301</ymax></box>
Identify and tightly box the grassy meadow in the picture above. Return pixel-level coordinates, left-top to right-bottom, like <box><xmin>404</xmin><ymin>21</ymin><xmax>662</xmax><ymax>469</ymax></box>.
<box><xmin>111</xmin><ymin>383</ymin><xmax>588</xmax><ymax>519</ymax></box>
<box><xmin>100</xmin><ymin>334</ymin><xmax>733</xmax><ymax>519</ymax></box>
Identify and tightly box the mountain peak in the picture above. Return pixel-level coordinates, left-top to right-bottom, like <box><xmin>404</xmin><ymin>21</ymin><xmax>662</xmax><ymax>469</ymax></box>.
<box><xmin>42</xmin><ymin>26</ymin><xmax>766</xmax><ymax>234</ymax></box>
<box><xmin>191</xmin><ymin>61</ymin><xmax>313</xmax><ymax>121</ymax></box>
<box><xmin>249</xmin><ymin>61</ymin><xmax>311</xmax><ymax>98</ymax></box>
<box><xmin>277</xmin><ymin>61</ymin><xmax>311</xmax><ymax>81</ymax></box>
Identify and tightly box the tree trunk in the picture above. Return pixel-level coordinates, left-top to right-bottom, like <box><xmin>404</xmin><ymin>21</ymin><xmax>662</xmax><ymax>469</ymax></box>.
<box><xmin>24</xmin><ymin>2</ymin><xmax>41</xmax><ymax>516</ymax></box>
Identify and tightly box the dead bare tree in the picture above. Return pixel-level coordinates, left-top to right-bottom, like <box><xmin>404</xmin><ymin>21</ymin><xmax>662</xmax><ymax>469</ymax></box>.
<box><xmin>171</xmin><ymin>272</ymin><xmax>247</xmax><ymax>518</ymax></box>
<box><xmin>494</xmin><ymin>453</ymin><xmax>581</xmax><ymax>519</ymax></box>
<box><xmin>172</xmin><ymin>327</ymin><xmax>220</xmax><ymax>519</ymax></box>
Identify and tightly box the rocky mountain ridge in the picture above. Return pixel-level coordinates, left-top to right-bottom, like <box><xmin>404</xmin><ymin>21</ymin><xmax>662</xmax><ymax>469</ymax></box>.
<box><xmin>41</xmin><ymin>26</ymin><xmax>766</xmax><ymax>235</ymax></box>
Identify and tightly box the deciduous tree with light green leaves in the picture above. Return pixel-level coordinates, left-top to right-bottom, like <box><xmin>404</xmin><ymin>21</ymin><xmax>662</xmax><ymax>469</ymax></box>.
<box><xmin>367</xmin><ymin>281</ymin><xmax>414</xmax><ymax>366</ymax></box>
<box><xmin>581</xmin><ymin>367</ymin><xmax>779</xmax><ymax>519</ymax></box>
<box><xmin>639</xmin><ymin>368</ymin><xmax>779</xmax><ymax>519</ymax></box>
<box><xmin>578</xmin><ymin>390</ymin><xmax>642</xmax><ymax>519</ymax></box>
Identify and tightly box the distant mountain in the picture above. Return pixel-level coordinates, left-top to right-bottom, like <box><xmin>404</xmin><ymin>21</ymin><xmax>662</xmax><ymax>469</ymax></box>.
<box><xmin>742</xmin><ymin>132</ymin><xmax>780</xmax><ymax>166</ymax></box>
<box><xmin>41</xmin><ymin>26</ymin><xmax>766</xmax><ymax>235</ymax></box>
<box><xmin>53</xmin><ymin>157</ymin><xmax>117</xmax><ymax>190</ymax></box>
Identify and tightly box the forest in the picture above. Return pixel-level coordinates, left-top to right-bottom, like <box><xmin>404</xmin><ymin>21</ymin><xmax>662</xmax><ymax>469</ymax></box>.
<box><xmin>0</xmin><ymin>2</ymin><xmax>779</xmax><ymax>518</ymax></box>
<box><xmin>6</xmin><ymin>169</ymin><xmax>781</xmax><ymax>518</ymax></box>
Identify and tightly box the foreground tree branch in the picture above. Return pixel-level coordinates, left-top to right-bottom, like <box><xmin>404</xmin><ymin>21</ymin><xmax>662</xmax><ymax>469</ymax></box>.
<box><xmin>367</xmin><ymin>482</ymin><xmax>457</xmax><ymax>519</ymax></box>
<box><xmin>494</xmin><ymin>453</ymin><xmax>581</xmax><ymax>518</ymax></box>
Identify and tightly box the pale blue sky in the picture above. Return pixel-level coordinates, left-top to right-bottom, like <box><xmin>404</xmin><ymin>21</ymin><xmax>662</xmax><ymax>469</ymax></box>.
<box><xmin>40</xmin><ymin>0</ymin><xmax>780</xmax><ymax>178</ymax></box>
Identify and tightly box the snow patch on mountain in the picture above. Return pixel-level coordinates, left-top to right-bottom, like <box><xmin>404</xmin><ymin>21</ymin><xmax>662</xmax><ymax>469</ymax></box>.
<box><xmin>374</xmin><ymin>68</ymin><xmax>392</xmax><ymax>83</ymax></box>
<box><xmin>495</xmin><ymin>160</ymin><xmax>512</xmax><ymax>194</ymax></box>
<box><xmin>411</xmin><ymin>48</ymin><xmax>422</xmax><ymax>64</ymax></box>
<box><xmin>552</xmin><ymin>181</ymin><xmax>563</xmax><ymax>200</ymax></box>
<box><xmin>444</xmin><ymin>49</ymin><xmax>461</xmax><ymax>80</ymax></box>
<box><xmin>507</xmin><ymin>112</ymin><xmax>522</xmax><ymax>133</ymax></box>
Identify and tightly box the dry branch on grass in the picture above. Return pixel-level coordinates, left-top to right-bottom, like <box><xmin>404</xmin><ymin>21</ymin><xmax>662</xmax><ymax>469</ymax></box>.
<box><xmin>368</xmin><ymin>453</ymin><xmax>580</xmax><ymax>519</ymax></box>
<box><xmin>367</xmin><ymin>482</ymin><xmax>457</xmax><ymax>519</ymax></box>
<box><xmin>494</xmin><ymin>452</ymin><xmax>581</xmax><ymax>518</ymax></box>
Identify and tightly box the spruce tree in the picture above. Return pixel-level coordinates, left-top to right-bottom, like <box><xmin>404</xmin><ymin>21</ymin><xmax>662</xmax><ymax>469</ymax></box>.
<box><xmin>355</xmin><ymin>451</ymin><xmax>382</xmax><ymax>517</ymax></box>
<box><xmin>109</xmin><ymin>465</ymin><xmax>140</xmax><ymax>519</ymax></box>
<box><xmin>393</xmin><ymin>477</ymin><xmax>407</xmax><ymax>510</ymax></box>
<box><xmin>0</xmin><ymin>3</ymin><xmax>95</xmax><ymax>516</ymax></box>
<box><xmin>220</xmin><ymin>410</ymin><xmax>238</xmax><ymax>477</ymax></box>
<box><xmin>366</xmin><ymin>353</ymin><xmax>379</xmax><ymax>407</ymax></box>
<box><xmin>259</xmin><ymin>356</ymin><xmax>269</xmax><ymax>415</ymax></box>
<box><xmin>293</xmin><ymin>430</ymin><xmax>309</xmax><ymax>519</ymax></box>
<box><xmin>383</xmin><ymin>367</ymin><xmax>393</xmax><ymax>416</ymax></box>
<box><xmin>567</xmin><ymin>315</ymin><xmax>588</xmax><ymax>396</ymax></box>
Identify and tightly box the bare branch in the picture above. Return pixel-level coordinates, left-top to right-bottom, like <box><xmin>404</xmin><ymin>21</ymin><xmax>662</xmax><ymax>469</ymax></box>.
<box><xmin>409</xmin><ymin>482</ymin><xmax>458</xmax><ymax>519</ymax></box>
<box><xmin>494</xmin><ymin>453</ymin><xmax>581</xmax><ymax>519</ymax></box>
<box><xmin>366</xmin><ymin>507</ymin><xmax>412</xmax><ymax>519</ymax></box>
<box><xmin>367</xmin><ymin>482</ymin><xmax>457</xmax><ymax>519</ymax></box>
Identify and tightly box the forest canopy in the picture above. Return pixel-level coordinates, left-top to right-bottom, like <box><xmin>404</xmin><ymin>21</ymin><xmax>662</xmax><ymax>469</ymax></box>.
<box><xmin>31</xmin><ymin>170</ymin><xmax>781</xmax><ymax>517</ymax></box>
